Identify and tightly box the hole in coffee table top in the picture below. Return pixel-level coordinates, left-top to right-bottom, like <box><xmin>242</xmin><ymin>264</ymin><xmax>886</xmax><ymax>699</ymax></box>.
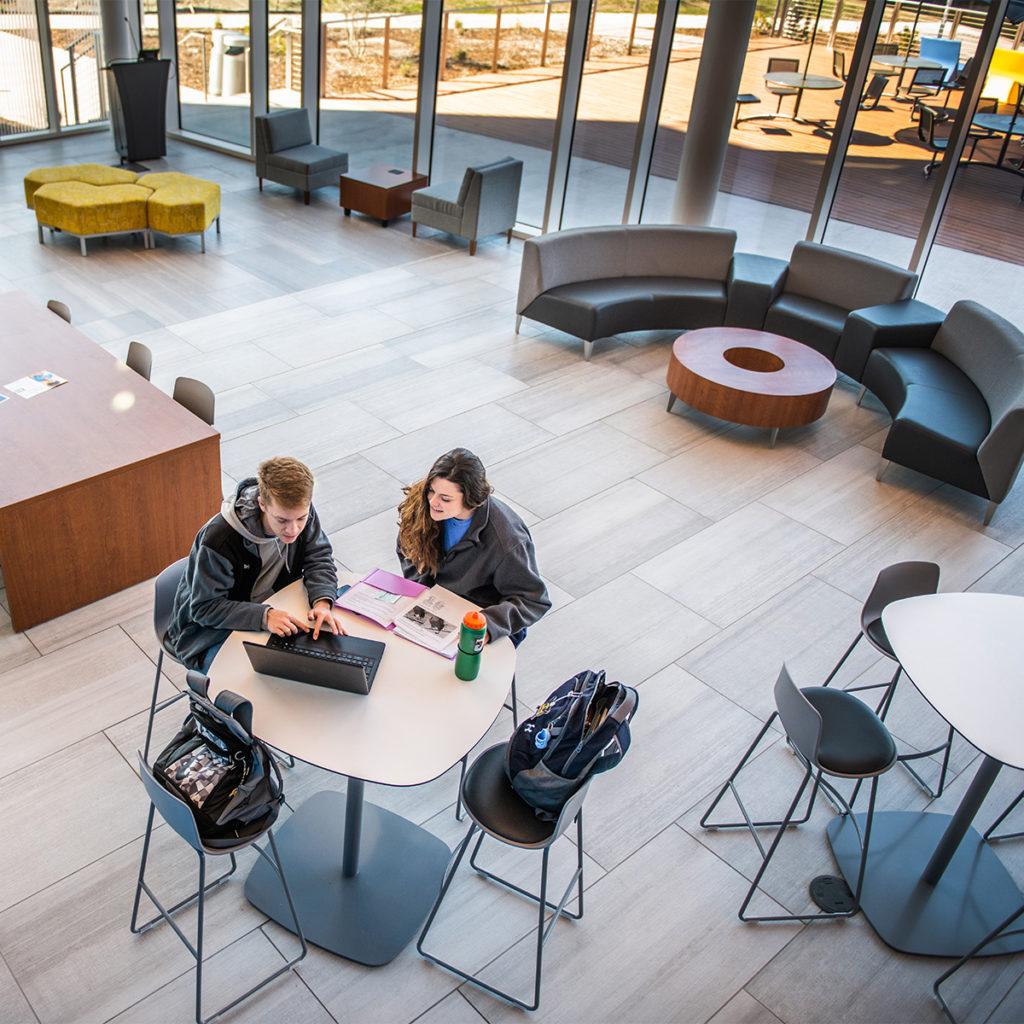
<box><xmin>723</xmin><ymin>347</ymin><xmax>785</xmax><ymax>373</ymax></box>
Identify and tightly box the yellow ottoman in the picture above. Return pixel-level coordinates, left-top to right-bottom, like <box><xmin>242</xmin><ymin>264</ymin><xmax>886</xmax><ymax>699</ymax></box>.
<box><xmin>33</xmin><ymin>181</ymin><xmax>153</xmax><ymax>256</ymax></box>
<box><xmin>140</xmin><ymin>172</ymin><xmax>222</xmax><ymax>252</ymax></box>
<box><xmin>24</xmin><ymin>163</ymin><xmax>138</xmax><ymax>209</ymax></box>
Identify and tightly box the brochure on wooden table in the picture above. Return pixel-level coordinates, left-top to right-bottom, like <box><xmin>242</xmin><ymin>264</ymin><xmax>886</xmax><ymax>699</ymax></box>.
<box><xmin>335</xmin><ymin>568</ymin><xmax>477</xmax><ymax>658</ymax></box>
<box><xmin>5</xmin><ymin>370</ymin><xmax>67</xmax><ymax>399</ymax></box>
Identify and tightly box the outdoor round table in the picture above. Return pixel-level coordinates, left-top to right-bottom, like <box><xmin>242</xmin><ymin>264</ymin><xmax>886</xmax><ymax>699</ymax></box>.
<box><xmin>872</xmin><ymin>53</ymin><xmax>944</xmax><ymax>93</ymax></box>
<box><xmin>210</xmin><ymin>577</ymin><xmax>516</xmax><ymax>965</ymax></box>
<box><xmin>827</xmin><ymin>592</ymin><xmax>1024</xmax><ymax>957</ymax></box>
<box><xmin>757</xmin><ymin>71</ymin><xmax>843</xmax><ymax>125</ymax></box>
<box><xmin>665</xmin><ymin>327</ymin><xmax>836</xmax><ymax>447</ymax></box>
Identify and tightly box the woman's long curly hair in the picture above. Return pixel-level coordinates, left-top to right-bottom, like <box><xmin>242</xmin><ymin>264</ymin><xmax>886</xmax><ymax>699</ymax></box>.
<box><xmin>397</xmin><ymin>448</ymin><xmax>493</xmax><ymax>576</ymax></box>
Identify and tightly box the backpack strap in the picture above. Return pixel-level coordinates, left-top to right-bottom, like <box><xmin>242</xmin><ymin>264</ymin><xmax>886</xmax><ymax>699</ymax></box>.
<box><xmin>186</xmin><ymin>670</ymin><xmax>211</xmax><ymax>699</ymax></box>
<box><xmin>213</xmin><ymin>689</ymin><xmax>254</xmax><ymax>737</ymax></box>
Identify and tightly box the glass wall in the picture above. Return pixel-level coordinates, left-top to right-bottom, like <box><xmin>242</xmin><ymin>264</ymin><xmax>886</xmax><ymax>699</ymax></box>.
<box><xmin>47</xmin><ymin>0</ymin><xmax>107</xmax><ymax>130</ymax></box>
<box><xmin>432</xmin><ymin>0</ymin><xmax>570</xmax><ymax>229</ymax></box>
<box><xmin>916</xmin><ymin>7</ymin><xmax>1024</xmax><ymax>325</ymax></box>
<box><xmin>561</xmin><ymin>2</ymin><xmax>652</xmax><ymax>229</ymax></box>
<box><xmin>268</xmin><ymin>0</ymin><xmax>301</xmax><ymax>112</ymax></box>
<box><xmin>0</xmin><ymin>0</ymin><xmax>50</xmax><ymax>139</ymax></box>
<box><xmin>318</xmin><ymin>1</ymin><xmax>424</xmax><ymax>165</ymax></box>
<box><xmin>641</xmin><ymin>2</ymin><xmax>710</xmax><ymax>222</ymax></box>
<box><xmin>175</xmin><ymin>0</ymin><xmax>251</xmax><ymax>148</ymax></box>
<box><xmin>823</xmin><ymin>0</ymin><xmax>980</xmax><ymax>263</ymax></box>
<box><xmin>141</xmin><ymin>0</ymin><xmax>160</xmax><ymax>53</ymax></box>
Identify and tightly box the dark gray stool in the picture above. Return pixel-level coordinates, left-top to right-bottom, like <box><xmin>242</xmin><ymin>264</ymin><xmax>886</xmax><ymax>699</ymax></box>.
<box><xmin>821</xmin><ymin>560</ymin><xmax>952</xmax><ymax>797</ymax></box>
<box><xmin>131</xmin><ymin>750</ymin><xmax>306</xmax><ymax>1024</ymax></box>
<box><xmin>418</xmin><ymin>743</ymin><xmax>589</xmax><ymax>1010</ymax></box>
<box><xmin>702</xmin><ymin>664</ymin><xmax>897</xmax><ymax>922</ymax></box>
<box><xmin>144</xmin><ymin>558</ymin><xmax>189</xmax><ymax>761</ymax></box>
<box><xmin>734</xmin><ymin>93</ymin><xmax>761</xmax><ymax>127</ymax></box>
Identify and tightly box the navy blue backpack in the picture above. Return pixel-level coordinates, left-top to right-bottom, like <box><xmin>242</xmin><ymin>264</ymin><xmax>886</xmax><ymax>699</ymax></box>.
<box><xmin>505</xmin><ymin>669</ymin><xmax>639</xmax><ymax>819</ymax></box>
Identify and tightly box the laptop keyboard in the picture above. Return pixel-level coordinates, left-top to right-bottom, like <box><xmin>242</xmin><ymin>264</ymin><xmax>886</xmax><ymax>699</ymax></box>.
<box><xmin>271</xmin><ymin>638</ymin><xmax>376</xmax><ymax>675</ymax></box>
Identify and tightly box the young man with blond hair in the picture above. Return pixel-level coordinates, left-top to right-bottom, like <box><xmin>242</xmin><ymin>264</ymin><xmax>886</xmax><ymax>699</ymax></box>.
<box><xmin>167</xmin><ymin>456</ymin><xmax>344</xmax><ymax>672</ymax></box>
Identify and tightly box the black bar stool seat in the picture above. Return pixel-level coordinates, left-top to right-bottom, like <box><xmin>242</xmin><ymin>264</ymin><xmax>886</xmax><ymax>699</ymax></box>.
<box><xmin>863</xmin><ymin>616</ymin><xmax>894</xmax><ymax>658</ymax></box>
<box><xmin>461</xmin><ymin>744</ymin><xmax>559</xmax><ymax>847</ymax></box>
<box><xmin>805</xmin><ymin>687</ymin><xmax>898</xmax><ymax>776</ymax></box>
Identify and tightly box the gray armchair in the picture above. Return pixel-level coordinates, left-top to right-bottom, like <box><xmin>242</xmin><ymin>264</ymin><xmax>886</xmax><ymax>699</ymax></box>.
<box><xmin>764</xmin><ymin>241</ymin><xmax>918</xmax><ymax>364</ymax></box>
<box><xmin>411</xmin><ymin>157</ymin><xmax>523</xmax><ymax>255</ymax></box>
<box><xmin>863</xmin><ymin>300</ymin><xmax>1024</xmax><ymax>524</ymax></box>
<box><xmin>254</xmin><ymin>108</ymin><xmax>348</xmax><ymax>205</ymax></box>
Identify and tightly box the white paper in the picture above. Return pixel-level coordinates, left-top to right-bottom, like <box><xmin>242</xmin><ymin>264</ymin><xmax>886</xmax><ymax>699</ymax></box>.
<box><xmin>6</xmin><ymin>370</ymin><xmax>67</xmax><ymax>399</ymax></box>
<box><xmin>392</xmin><ymin>586</ymin><xmax>470</xmax><ymax>656</ymax></box>
<box><xmin>336</xmin><ymin>581</ymin><xmax>416</xmax><ymax>628</ymax></box>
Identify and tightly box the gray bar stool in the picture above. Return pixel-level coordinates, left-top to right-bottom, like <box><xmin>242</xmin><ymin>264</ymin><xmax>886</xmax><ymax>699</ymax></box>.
<box><xmin>418</xmin><ymin>742</ymin><xmax>589</xmax><ymax>1011</ymax></box>
<box><xmin>131</xmin><ymin>681</ymin><xmax>306</xmax><ymax>1024</ymax></box>
<box><xmin>46</xmin><ymin>298</ymin><xmax>71</xmax><ymax>323</ymax></box>
<box><xmin>144</xmin><ymin>558</ymin><xmax>189</xmax><ymax>761</ymax></box>
<box><xmin>173</xmin><ymin>376</ymin><xmax>216</xmax><ymax>425</ymax></box>
<box><xmin>126</xmin><ymin>340</ymin><xmax>153</xmax><ymax>381</ymax></box>
<box><xmin>822</xmin><ymin>560</ymin><xmax>953</xmax><ymax>798</ymax></box>
<box><xmin>701</xmin><ymin>664</ymin><xmax>897</xmax><ymax>922</ymax></box>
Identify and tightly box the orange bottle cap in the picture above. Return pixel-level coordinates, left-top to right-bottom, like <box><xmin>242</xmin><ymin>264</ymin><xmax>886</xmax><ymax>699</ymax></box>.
<box><xmin>463</xmin><ymin>611</ymin><xmax>486</xmax><ymax>630</ymax></box>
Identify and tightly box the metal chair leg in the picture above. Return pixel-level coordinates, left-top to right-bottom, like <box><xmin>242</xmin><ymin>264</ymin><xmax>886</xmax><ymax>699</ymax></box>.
<box><xmin>821</xmin><ymin>632</ymin><xmax>862</xmax><ymax>687</ymax></box>
<box><xmin>985</xmin><ymin>788</ymin><xmax>1024</xmax><ymax>841</ymax></box>
<box><xmin>503</xmin><ymin>675</ymin><xmax>519</xmax><ymax>728</ymax></box>
<box><xmin>455</xmin><ymin>755</ymin><xmax>468</xmax><ymax>821</ymax></box>
<box><xmin>934</xmin><ymin>901</ymin><xmax>1024</xmax><ymax>1024</ymax></box>
<box><xmin>143</xmin><ymin>650</ymin><xmax>188</xmax><ymax>763</ymax></box>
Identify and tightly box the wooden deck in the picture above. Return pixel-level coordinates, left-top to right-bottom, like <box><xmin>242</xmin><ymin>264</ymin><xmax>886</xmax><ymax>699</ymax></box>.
<box><xmin>425</xmin><ymin>38</ymin><xmax>1023</xmax><ymax>265</ymax></box>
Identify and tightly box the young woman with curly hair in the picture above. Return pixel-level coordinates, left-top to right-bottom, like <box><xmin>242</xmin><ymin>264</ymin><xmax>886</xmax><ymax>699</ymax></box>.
<box><xmin>396</xmin><ymin>448</ymin><xmax>550</xmax><ymax>649</ymax></box>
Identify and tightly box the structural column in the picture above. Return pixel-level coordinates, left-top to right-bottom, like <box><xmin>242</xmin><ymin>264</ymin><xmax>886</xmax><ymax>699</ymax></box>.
<box><xmin>99</xmin><ymin>0</ymin><xmax>136</xmax><ymax>62</ymax></box>
<box><xmin>670</xmin><ymin>0</ymin><xmax>756</xmax><ymax>225</ymax></box>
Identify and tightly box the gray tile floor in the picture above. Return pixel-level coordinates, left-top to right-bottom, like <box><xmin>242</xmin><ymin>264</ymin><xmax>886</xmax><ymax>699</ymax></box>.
<box><xmin>2</xmin><ymin>131</ymin><xmax>1024</xmax><ymax>1024</ymax></box>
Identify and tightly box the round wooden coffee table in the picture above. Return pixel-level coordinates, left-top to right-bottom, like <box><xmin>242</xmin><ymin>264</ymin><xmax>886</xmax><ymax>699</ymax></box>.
<box><xmin>666</xmin><ymin>327</ymin><xmax>837</xmax><ymax>447</ymax></box>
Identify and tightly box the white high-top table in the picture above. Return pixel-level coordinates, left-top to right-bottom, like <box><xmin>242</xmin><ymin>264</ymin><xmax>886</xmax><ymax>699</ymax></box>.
<box><xmin>210</xmin><ymin>577</ymin><xmax>516</xmax><ymax>965</ymax></box>
<box><xmin>827</xmin><ymin>592</ymin><xmax>1024</xmax><ymax>957</ymax></box>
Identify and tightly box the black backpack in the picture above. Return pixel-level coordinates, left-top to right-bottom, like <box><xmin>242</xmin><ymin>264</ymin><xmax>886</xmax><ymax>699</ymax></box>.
<box><xmin>505</xmin><ymin>669</ymin><xmax>639</xmax><ymax>820</ymax></box>
<box><xmin>152</xmin><ymin>672</ymin><xmax>284</xmax><ymax>848</ymax></box>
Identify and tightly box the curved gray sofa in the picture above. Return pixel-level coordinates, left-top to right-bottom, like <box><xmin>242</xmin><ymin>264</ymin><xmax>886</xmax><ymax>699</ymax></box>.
<box><xmin>515</xmin><ymin>225</ymin><xmax>787</xmax><ymax>360</ymax></box>
<box><xmin>863</xmin><ymin>300</ymin><xmax>1024</xmax><ymax>524</ymax></box>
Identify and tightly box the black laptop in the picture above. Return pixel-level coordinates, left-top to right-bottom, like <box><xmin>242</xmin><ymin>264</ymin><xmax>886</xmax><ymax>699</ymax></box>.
<box><xmin>243</xmin><ymin>632</ymin><xmax>385</xmax><ymax>695</ymax></box>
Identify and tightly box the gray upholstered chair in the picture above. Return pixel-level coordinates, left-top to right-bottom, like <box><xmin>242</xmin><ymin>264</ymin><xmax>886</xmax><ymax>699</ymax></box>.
<box><xmin>411</xmin><ymin>157</ymin><xmax>523</xmax><ymax>255</ymax></box>
<box><xmin>863</xmin><ymin>300</ymin><xmax>1024</xmax><ymax>524</ymax></box>
<box><xmin>254</xmin><ymin>108</ymin><xmax>348</xmax><ymax>205</ymax></box>
<box><xmin>763</xmin><ymin>241</ymin><xmax>918</xmax><ymax>363</ymax></box>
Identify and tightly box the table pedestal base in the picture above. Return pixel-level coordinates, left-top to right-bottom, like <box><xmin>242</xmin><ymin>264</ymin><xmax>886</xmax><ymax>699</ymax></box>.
<box><xmin>828</xmin><ymin>810</ymin><xmax>1024</xmax><ymax>957</ymax></box>
<box><xmin>245</xmin><ymin>790</ymin><xmax>451</xmax><ymax>965</ymax></box>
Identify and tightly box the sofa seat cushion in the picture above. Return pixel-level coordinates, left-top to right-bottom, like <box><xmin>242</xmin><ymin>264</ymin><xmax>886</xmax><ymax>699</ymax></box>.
<box><xmin>524</xmin><ymin>277</ymin><xmax>727</xmax><ymax>341</ymax></box>
<box><xmin>33</xmin><ymin>181</ymin><xmax>152</xmax><ymax>235</ymax></box>
<box><xmin>144</xmin><ymin>174</ymin><xmax>221</xmax><ymax>235</ymax></box>
<box><xmin>266</xmin><ymin>144</ymin><xmax>346</xmax><ymax>177</ymax></box>
<box><xmin>764</xmin><ymin>293</ymin><xmax>847</xmax><ymax>360</ymax></box>
<box><xmin>865</xmin><ymin>347</ymin><xmax>990</xmax><ymax>498</ymax></box>
<box><xmin>411</xmin><ymin>180</ymin><xmax>463</xmax><ymax>219</ymax></box>
<box><xmin>24</xmin><ymin>163</ymin><xmax>138</xmax><ymax>208</ymax></box>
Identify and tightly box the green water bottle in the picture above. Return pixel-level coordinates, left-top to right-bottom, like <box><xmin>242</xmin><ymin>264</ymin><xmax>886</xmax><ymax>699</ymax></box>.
<box><xmin>455</xmin><ymin>611</ymin><xmax>487</xmax><ymax>681</ymax></box>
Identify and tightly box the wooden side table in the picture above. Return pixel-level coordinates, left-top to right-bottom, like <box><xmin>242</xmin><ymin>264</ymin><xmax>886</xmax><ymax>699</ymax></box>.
<box><xmin>339</xmin><ymin>165</ymin><xmax>428</xmax><ymax>227</ymax></box>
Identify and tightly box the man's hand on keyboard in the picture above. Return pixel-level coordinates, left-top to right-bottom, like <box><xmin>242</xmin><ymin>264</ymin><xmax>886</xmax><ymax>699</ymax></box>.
<box><xmin>309</xmin><ymin>599</ymin><xmax>348</xmax><ymax>640</ymax></box>
<box><xmin>267</xmin><ymin>608</ymin><xmax>311</xmax><ymax>637</ymax></box>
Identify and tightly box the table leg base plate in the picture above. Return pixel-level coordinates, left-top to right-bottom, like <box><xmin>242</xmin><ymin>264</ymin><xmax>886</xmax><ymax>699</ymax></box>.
<box><xmin>828</xmin><ymin>811</ymin><xmax>1024</xmax><ymax>957</ymax></box>
<box><xmin>809</xmin><ymin>874</ymin><xmax>856</xmax><ymax>913</ymax></box>
<box><xmin>245</xmin><ymin>790</ymin><xmax>451</xmax><ymax>965</ymax></box>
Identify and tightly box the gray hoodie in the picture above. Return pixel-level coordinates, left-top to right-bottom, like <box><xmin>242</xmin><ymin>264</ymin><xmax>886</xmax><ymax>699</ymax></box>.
<box><xmin>167</xmin><ymin>478</ymin><xmax>339</xmax><ymax>669</ymax></box>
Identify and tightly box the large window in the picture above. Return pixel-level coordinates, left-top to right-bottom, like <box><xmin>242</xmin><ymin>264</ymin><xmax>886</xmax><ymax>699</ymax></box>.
<box><xmin>823</xmin><ymin>0</ymin><xmax>980</xmax><ymax>264</ymax></box>
<box><xmin>175</xmin><ymin>0</ymin><xmax>251</xmax><ymax>148</ymax></box>
<box><xmin>561</xmin><ymin>3</ymin><xmax>652</xmax><ymax>228</ymax></box>
<box><xmin>47</xmin><ymin>0</ymin><xmax>107</xmax><ymax>130</ymax></box>
<box><xmin>0</xmin><ymin>0</ymin><xmax>50</xmax><ymax>139</ymax></box>
<box><xmin>318</xmin><ymin>1</ymin><xmax>424</xmax><ymax>167</ymax></box>
<box><xmin>268</xmin><ymin>0</ymin><xmax>301</xmax><ymax>112</ymax></box>
<box><xmin>432</xmin><ymin>0</ymin><xmax>570</xmax><ymax>229</ymax></box>
<box><xmin>916</xmin><ymin>9</ymin><xmax>1024</xmax><ymax>325</ymax></box>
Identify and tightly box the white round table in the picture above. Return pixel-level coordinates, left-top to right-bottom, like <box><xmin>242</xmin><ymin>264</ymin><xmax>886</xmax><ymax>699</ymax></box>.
<box><xmin>210</xmin><ymin>578</ymin><xmax>516</xmax><ymax>965</ymax></box>
<box><xmin>758</xmin><ymin>71</ymin><xmax>843</xmax><ymax>125</ymax></box>
<box><xmin>871</xmin><ymin>53</ymin><xmax>944</xmax><ymax>94</ymax></box>
<box><xmin>827</xmin><ymin>593</ymin><xmax>1024</xmax><ymax>957</ymax></box>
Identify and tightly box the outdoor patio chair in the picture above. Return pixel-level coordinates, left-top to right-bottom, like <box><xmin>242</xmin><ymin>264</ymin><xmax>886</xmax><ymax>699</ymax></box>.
<box><xmin>918</xmin><ymin>105</ymin><xmax>951</xmax><ymax>177</ymax></box>
<box><xmin>254</xmin><ymin>108</ymin><xmax>348</xmax><ymax>205</ymax></box>
<box><xmin>833</xmin><ymin>50</ymin><xmax>848</xmax><ymax>82</ymax></box>
<box><xmin>908</xmin><ymin>66</ymin><xmax>948</xmax><ymax>120</ymax></box>
<box><xmin>411</xmin><ymin>156</ymin><xmax>522</xmax><ymax>255</ymax></box>
<box><xmin>835</xmin><ymin>73</ymin><xmax>888</xmax><ymax>111</ymax></box>
<box><xmin>766</xmin><ymin>57</ymin><xmax>801</xmax><ymax>113</ymax></box>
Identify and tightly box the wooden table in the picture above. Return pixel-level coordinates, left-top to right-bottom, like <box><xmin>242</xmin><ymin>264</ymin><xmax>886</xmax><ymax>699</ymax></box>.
<box><xmin>828</xmin><ymin>593</ymin><xmax>1024</xmax><ymax>957</ymax></box>
<box><xmin>665</xmin><ymin>327</ymin><xmax>836</xmax><ymax>447</ymax></box>
<box><xmin>0</xmin><ymin>291</ymin><xmax>221</xmax><ymax>630</ymax></box>
<box><xmin>214</xmin><ymin>576</ymin><xmax>516</xmax><ymax>965</ymax></box>
<box><xmin>339</xmin><ymin>165</ymin><xmax>428</xmax><ymax>227</ymax></box>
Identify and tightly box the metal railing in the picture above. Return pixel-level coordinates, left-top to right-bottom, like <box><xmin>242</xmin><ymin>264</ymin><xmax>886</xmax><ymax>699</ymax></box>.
<box><xmin>58</xmin><ymin>30</ymin><xmax>104</xmax><ymax>126</ymax></box>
